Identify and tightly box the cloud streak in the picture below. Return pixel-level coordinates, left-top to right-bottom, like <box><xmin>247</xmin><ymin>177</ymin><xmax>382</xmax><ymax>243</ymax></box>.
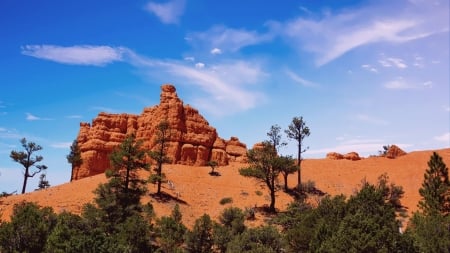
<box><xmin>285</xmin><ymin>69</ymin><xmax>318</xmax><ymax>87</ymax></box>
<box><xmin>187</xmin><ymin>25</ymin><xmax>273</xmax><ymax>53</ymax></box>
<box><xmin>22</xmin><ymin>45</ymin><xmax>125</xmax><ymax>66</ymax></box>
<box><xmin>26</xmin><ymin>113</ymin><xmax>52</xmax><ymax>121</ymax></box>
<box><xmin>277</xmin><ymin>0</ymin><xmax>449</xmax><ymax>66</ymax></box>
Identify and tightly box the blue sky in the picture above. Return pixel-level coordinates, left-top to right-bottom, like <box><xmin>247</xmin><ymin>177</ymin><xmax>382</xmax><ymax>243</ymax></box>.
<box><xmin>0</xmin><ymin>0</ymin><xmax>448</xmax><ymax>193</ymax></box>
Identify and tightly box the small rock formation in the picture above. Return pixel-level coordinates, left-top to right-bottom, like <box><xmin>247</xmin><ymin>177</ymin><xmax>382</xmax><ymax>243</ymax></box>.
<box><xmin>326</xmin><ymin>152</ymin><xmax>344</xmax><ymax>160</ymax></box>
<box><xmin>385</xmin><ymin>145</ymin><xmax>407</xmax><ymax>159</ymax></box>
<box><xmin>343</xmin><ymin>152</ymin><xmax>361</xmax><ymax>161</ymax></box>
<box><xmin>326</xmin><ymin>152</ymin><xmax>361</xmax><ymax>161</ymax></box>
<box><xmin>72</xmin><ymin>84</ymin><xmax>247</xmax><ymax>181</ymax></box>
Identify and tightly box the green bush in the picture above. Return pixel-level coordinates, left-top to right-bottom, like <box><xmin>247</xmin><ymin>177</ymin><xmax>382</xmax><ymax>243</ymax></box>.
<box><xmin>219</xmin><ymin>197</ymin><xmax>233</xmax><ymax>205</ymax></box>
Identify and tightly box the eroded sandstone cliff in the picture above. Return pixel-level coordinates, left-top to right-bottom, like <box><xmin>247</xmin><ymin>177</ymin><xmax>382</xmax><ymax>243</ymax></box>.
<box><xmin>72</xmin><ymin>84</ymin><xmax>247</xmax><ymax>180</ymax></box>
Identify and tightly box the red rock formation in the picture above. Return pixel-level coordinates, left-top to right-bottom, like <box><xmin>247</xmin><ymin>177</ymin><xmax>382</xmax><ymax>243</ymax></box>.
<box><xmin>326</xmin><ymin>152</ymin><xmax>344</xmax><ymax>160</ymax></box>
<box><xmin>385</xmin><ymin>145</ymin><xmax>407</xmax><ymax>159</ymax></box>
<box><xmin>343</xmin><ymin>152</ymin><xmax>361</xmax><ymax>161</ymax></box>
<box><xmin>71</xmin><ymin>84</ymin><xmax>247</xmax><ymax>180</ymax></box>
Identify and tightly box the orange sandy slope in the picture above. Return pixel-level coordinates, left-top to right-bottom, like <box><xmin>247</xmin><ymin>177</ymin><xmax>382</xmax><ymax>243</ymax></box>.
<box><xmin>1</xmin><ymin>148</ymin><xmax>448</xmax><ymax>227</ymax></box>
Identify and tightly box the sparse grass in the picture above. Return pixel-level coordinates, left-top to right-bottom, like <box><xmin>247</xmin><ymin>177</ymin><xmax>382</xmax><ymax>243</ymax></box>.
<box><xmin>219</xmin><ymin>197</ymin><xmax>233</xmax><ymax>205</ymax></box>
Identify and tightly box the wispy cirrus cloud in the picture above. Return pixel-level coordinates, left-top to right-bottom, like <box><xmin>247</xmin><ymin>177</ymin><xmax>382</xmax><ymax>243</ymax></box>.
<box><xmin>21</xmin><ymin>45</ymin><xmax>126</xmax><ymax>66</ymax></box>
<box><xmin>26</xmin><ymin>113</ymin><xmax>52</xmax><ymax>121</ymax></box>
<box><xmin>127</xmin><ymin>51</ymin><xmax>267</xmax><ymax>115</ymax></box>
<box><xmin>187</xmin><ymin>25</ymin><xmax>273</xmax><ymax>53</ymax></box>
<box><xmin>276</xmin><ymin>0</ymin><xmax>449</xmax><ymax>66</ymax></box>
<box><xmin>145</xmin><ymin>0</ymin><xmax>185</xmax><ymax>24</ymax></box>
<box><xmin>378</xmin><ymin>56</ymin><xmax>408</xmax><ymax>68</ymax></box>
<box><xmin>285</xmin><ymin>69</ymin><xmax>318</xmax><ymax>87</ymax></box>
<box><xmin>21</xmin><ymin>43</ymin><xmax>267</xmax><ymax>116</ymax></box>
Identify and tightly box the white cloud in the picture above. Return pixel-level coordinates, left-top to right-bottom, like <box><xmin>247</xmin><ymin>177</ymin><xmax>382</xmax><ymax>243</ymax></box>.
<box><xmin>210</xmin><ymin>48</ymin><xmax>222</xmax><ymax>55</ymax></box>
<box><xmin>361</xmin><ymin>64</ymin><xmax>378</xmax><ymax>73</ymax></box>
<box><xmin>145</xmin><ymin>0</ymin><xmax>185</xmax><ymax>24</ymax></box>
<box><xmin>187</xmin><ymin>25</ymin><xmax>273</xmax><ymax>53</ymax></box>
<box><xmin>20</xmin><ymin>44</ymin><xmax>267</xmax><ymax>116</ymax></box>
<box><xmin>285</xmin><ymin>69</ymin><xmax>317</xmax><ymax>87</ymax></box>
<box><xmin>356</xmin><ymin>114</ymin><xmax>389</xmax><ymax>125</ymax></box>
<box><xmin>434</xmin><ymin>132</ymin><xmax>450</xmax><ymax>143</ymax></box>
<box><xmin>195</xmin><ymin>62</ymin><xmax>205</xmax><ymax>69</ymax></box>
<box><xmin>278</xmin><ymin>1</ymin><xmax>449</xmax><ymax>66</ymax></box>
<box><xmin>21</xmin><ymin>45</ymin><xmax>125</xmax><ymax>66</ymax></box>
<box><xmin>125</xmin><ymin>51</ymin><xmax>267</xmax><ymax>115</ymax></box>
<box><xmin>184</xmin><ymin>56</ymin><xmax>195</xmax><ymax>61</ymax></box>
<box><xmin>384</xmin><ymin>77</ymin><xmax>412</xmax><ymax>89</ymax></box>
<box><xmin>26</xmin><ymin>113</ymin><xmax>52</xmax><ymax>121</ymax></box>
<box><xmin>378</xmin><ymin>57</ymin><xmax>407</xmax><ymax>68</ymax></box>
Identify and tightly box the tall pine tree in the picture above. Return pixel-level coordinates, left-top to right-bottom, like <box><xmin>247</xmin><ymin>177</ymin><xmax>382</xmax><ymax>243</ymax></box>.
<box><xmin>418</xmin><ymin>152</ymin><xmax>450</xmax><ymax>216</ymax></box>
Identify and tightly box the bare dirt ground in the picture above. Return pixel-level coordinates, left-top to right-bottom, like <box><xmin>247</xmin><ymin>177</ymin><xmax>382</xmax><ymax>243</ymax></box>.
<box><xmin>1</xmin><ymin>148</ymin><xmax>448</xmax><ymax>227</ymax></box>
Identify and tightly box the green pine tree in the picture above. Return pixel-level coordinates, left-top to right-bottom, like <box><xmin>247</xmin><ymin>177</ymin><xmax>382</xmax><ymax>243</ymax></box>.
<box><xmin>418</xmin><ymin>152</ymin><xmax>450</xmax><ymax>216</ymax></box>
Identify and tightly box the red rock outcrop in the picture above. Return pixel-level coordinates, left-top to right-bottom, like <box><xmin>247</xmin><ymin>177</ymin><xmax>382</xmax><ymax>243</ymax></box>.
<box><xmin>326</xmin><ymin>152</ymin><xmax>344</xmax><ymax>160</ymax></box>
<box><xmin>343</xmin><ymin>152</ymin><xmax>361</xmax><ymax>161</ymax></box>
<box><xmin>71</xmin><ymin>84</ymin><xmax>247</xmax><ymax>180</ymax></box>
<box><xmin>385</xmin><ymin>145</ymin><xmax>407</xmax><ymax>159</ymax></box>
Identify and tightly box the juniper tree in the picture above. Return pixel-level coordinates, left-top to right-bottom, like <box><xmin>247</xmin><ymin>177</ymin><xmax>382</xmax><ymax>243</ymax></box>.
<box><xmin>67</xmin><ymin>140</ymin><xmax>82</xmax><ymax>182</ymax></box>
<box><xmin>10</xmin><ymin>138</ymin><xmax>47</xmax><ymax>194</ymax></box>
<box><xmin>240</xmin><ymin>141</ymin><xmax>280</xmax><ymax>213</ymax></box>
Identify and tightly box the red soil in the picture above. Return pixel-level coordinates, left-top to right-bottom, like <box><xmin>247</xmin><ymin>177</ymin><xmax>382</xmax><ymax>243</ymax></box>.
<box><xmin>1</xmin><ymin>148</ymin><xmax>448</xmax><ymax>227</ymax></box>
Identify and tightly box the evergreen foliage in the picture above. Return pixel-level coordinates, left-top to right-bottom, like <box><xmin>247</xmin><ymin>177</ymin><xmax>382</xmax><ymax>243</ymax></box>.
<box><xmin>240</xmin><ymin>141</ymin><xmax>280</xmax><ymax>212</ymax></box>
<box><xmin>155</xmin><ymin>204</ymin><xmax>187</xmax><ymax>253</ymax></box>
<box><xmin>10</xmin><ymin>138</ymin><xmax>47</xmax><ymax>194</ymax></box>
<box><xmin>408</xmin><ymin>152</ymin><xmax>450</xmax><ymax>252</ymax></box>
<box><xmin>67</xmin><ymin>139</ymin><xmax>82</xmax><ymax>182</ymax></box>
<box><xmin>0</xmin><ymin>202</ymin><xmax>57</xmax><ymax>253</ymax></box>
<box><xmin>185</xmin><ymin>214</ymin><xmax>214</xmax><ymax>253</ymax></box>
<box><xmin>418</xmin><ymin>152</ymin><xmax>450</xmax><ymax>216</ymax></box>
<box><xmin>149</xmin><ymin>120</ymin><xmax>172</xmax><ymax>195</ymax></box>
<box><xmin>36</xmin><ymin>173</ymin><xmax>51</xmax><ymax>190</ymax></box>
<box><xmin>226</xmin><ymin>225</ymin><xmax>283</xmax><ymax>253</ymax></box>
<box><xmin>285</xmin><ymin>116</ymin><xmax>310</xmax><ymax>190</ymax></box>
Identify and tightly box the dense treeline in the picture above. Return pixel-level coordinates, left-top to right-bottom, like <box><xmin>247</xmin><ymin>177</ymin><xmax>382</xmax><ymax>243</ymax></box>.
<box><xmin>1</xmin><ymin>131</ymin><xmax>449</xmax><ymax>252</ymax></box>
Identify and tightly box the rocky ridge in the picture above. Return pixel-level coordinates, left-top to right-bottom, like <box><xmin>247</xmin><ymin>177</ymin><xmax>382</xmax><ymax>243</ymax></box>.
<box><xmin>72</xmin><ymin>84</ymin><xmax>247</xmax><ymax>180</ymax></box>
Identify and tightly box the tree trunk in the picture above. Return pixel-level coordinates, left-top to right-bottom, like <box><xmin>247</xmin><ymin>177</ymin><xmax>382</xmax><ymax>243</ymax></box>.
<box><xmin>21</xmin><ymin>170</ymin><xmax>28</xmax><ymax>194</ymax></box>
<box><xmin>157</xmin><ymin>164</ymin><xmax>162</xmax><ymax>194</ymax></box>
<box><xmin>269</xmin><ymin>187</ymin><xmax>276</xmax><ymax>213</ymax></box>
<box><xmin>297</xmin><ymin>142</ymin><xmax>302</xmax><ymax>190</ymax></box>
<box><xmin>283</xmin><ymin>174</ymin><xmax>289</xmax><ymax>192</ymax></box>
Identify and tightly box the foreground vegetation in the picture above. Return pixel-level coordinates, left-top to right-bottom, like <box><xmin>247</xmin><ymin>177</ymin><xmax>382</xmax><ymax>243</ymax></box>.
<box><xmin>1</xmin><ymin>128</ymin><xmax>449</xmax><ymax>252</ymax></box>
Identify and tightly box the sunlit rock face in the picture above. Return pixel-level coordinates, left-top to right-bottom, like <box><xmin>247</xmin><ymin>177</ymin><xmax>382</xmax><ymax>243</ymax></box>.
<box><xmin>71</xmin><ymin>84</ymin><xmax>247</xmax><ymax>180</ymax></box>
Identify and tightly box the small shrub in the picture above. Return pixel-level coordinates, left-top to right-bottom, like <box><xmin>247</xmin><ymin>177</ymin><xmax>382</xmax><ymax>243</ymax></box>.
<box><xmin>301</xmin><ymin>180</ymin><xmax>316</xmax><ymax>193</ymax></box>
<box><xmin>255</xmin><ymin>190</ymin><xmax>263</xmax><ymax>196</ymax></box>
<box><xmin>219</xmin><ymin>197</ymin><xmax>233</xmax><ymax>205</ymax></box>
<box><xmin>244</xmin><ymin>207</ymin><xmax>256</xmax><ymax>220</ymax></box>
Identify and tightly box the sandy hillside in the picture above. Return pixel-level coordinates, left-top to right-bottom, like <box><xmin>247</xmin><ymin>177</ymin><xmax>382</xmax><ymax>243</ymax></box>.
<box><xmin>1</xmin><ymin>148</ymin><xmax>449</xmax><ymax>227</ymax></box>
